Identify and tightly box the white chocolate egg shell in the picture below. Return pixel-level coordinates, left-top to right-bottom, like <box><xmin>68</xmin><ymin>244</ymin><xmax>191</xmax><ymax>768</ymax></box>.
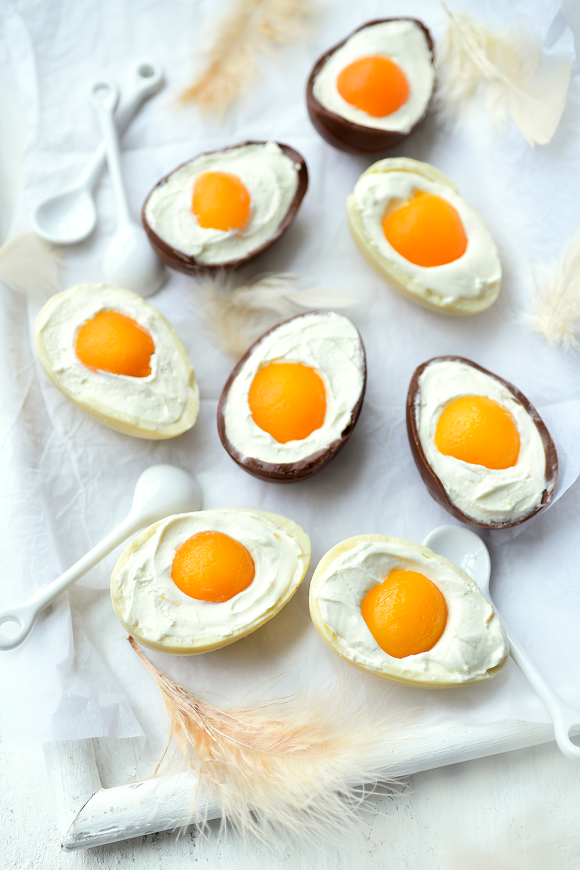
<box><xmin>111</xmin><ymin>509</ymin><xmax>311</xmax><ymax>655</ymax></box>
<box><xmin>33</xmin><ymin>284</ymin><xmax>199</xmax><ymax>440</ymax></box>
<box><xmin>346</xmin><ymin>157</ymin><xmax>502</xmax><ymax>315</ymax></box>
<box><xmin>309</xmin><ymin>534</ymin><xmax>509</xmax><ymax>687</ymax></box>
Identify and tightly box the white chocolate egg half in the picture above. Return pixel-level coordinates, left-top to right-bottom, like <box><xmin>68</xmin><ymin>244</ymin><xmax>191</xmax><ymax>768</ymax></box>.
<box><xmin>33</xmin><ymin>283</ymin><xmax>199</xmax><ymax>439</ymax></box>
<box><xmin>111</xmin><ymin>509</ymin><xmax>311</xmax><ymax>655</ymax></box>
<box><xmin>347</xmin><ymin>158</ymin><xmax>501</xmax><ymax>315</ymax></box>
<box><xmin>310</xmin><ymin>535</ymin><xmax>509</xmax><ymax>687</ymax></box>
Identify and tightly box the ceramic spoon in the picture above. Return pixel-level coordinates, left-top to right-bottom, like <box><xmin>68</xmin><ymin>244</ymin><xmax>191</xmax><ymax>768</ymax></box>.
<box><xmin>0</xmin><ymin>465</ymin><xmax>202</xmax><ymax>651</ymax></box>
<box><xmin>32</xmin><ymin>61</ymin><xmax>164</xmax><ymax>245</ymax></box>
<box><xmin>424</xmin><ymin>524</ymin><xmax>580</xmax><ymax>760</ymax></box>
<box><xmin>89</xmin><ymin>78</ymin><xmax>165</xmax><ymax>297</ymax></box>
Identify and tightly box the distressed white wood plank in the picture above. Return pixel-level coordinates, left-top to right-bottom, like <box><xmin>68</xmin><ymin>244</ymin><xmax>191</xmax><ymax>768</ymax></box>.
<box><xmin>60</xmin><ymin>719</ymin><xmax>556</xmax><ymax>850</ymax></box>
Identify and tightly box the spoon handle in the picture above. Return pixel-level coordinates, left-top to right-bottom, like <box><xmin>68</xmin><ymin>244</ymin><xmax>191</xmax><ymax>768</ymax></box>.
<box><xmin>506</xmin><ymin>629</ymin><xmax>580</xmax><ymax>760</ymax></box>
<box><xmin>0</xmin><ymin>513</ymin><xmax>142</xmax><ymax>652</ymax></box>
<box><xmin>80</xmin><ymin>62</ymin><xmax>164</xmax><ymax>192</ymax></box>
<box><xmin>89</xmin><ymin>80</ymin><xmax>132</xmax><ymax>226</ymax></box>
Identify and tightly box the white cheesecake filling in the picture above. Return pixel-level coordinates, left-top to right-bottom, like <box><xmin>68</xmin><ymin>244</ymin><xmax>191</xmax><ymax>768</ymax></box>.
<box><xmin>313</xmin><ymin>539</ymin><xmax>509</xmax><ymax>683</ymax></box>
<box><xmin>351</xmin><ymin>168</ymin><xmax>501</xmax><ymax>302</ymax></box>
<box><xmin>223</xmin><ymin>311</ymin><xmax>364</xmax><ymax>465</ymax></box>
<box><xmin>36</xmin><ymin>284</ymin><xmax>194</xmax><ymax>428</ymax></box>
<box><xmin>416</xmin><ymin>361</ymin><xmax>547</xmax><ymax>524</ymax></box>
<box><xmin>313</xmin><ymin>19</ymin><xmax>434</xmax><ymax>131</ymax></box>
<box><xmin>144</xmin><ymin>142</ymin><xmax>300</xmax><ymax>265</ymax></box>
<box><xmin>112</xmin><ymin>511</ymin><xmax>305</xmax><ymax>646</ymax></box>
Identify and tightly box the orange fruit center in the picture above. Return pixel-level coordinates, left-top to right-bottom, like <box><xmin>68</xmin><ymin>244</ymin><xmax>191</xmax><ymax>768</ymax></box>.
<box><xmin>192</xmin><ymin>171</ymin><xmax>251</xmax><ymax>232</ymax></box>
<box><xmin>361</xmin><ymin>569</ymin><xmax>448</xmax><ymax>659</ymax></box>
<box><xmin>434</xmin><ymin>395</ymin><xmax>520</xmax><ymax>470</ymax></box>
<box><xmin>171</xmin><ymin>530</ymin><xmax>255</xmax><ymax>603</ymax></box>
<box><xmin>336</xmin><ymin>55</ymin><xmax>409</xmax><ymax>117</ymax></box>
<box><xmin>382</xmin><ymin>191</ymin><xmax>468</xmax><ymax>267</ymax></box>
<box><xmin>74</xmin><ymin>311</ymin><xmax>155</xmax><ymax>377</ymax></box>
<box><xmin>248</xmin><ymin>362</ymin><xmax>327</xmax><ymax>444</ymax></box>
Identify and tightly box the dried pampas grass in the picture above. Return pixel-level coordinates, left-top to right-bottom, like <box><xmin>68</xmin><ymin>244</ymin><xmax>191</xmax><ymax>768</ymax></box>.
<box><xmin>129</xmin><ymin>637</ymin><xmax>409</xmax><ymax>849</ymax></box>
<box><xmin>0</xmin><ymin>231</ymin><xmax>63</xmax><ymax>300</ymax></box>
<box><xmin>525</xmin><ymin>229</ymin><xmax>580</xmax><ymax>349</ymax></box>
<box><xmin>180</xmin><ymin>0</ymin><xmax>315</xmax><ymax>116</ymax></box>
<box><xmin>437</xmin><ymin>5</ymin><xmax>572</xmax><ymax>145</ymax></box>
<box><xmin>192</xmin><ymin>271</ymin><xmax>358</xmax><ymax>356</ymax></box>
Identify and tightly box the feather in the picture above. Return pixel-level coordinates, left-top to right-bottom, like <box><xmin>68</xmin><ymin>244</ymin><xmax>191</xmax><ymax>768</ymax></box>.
<box><xmin>437</xmin><ymin>5</ymin><xmax>572</xmax><ymax>146</ymax></box>
<box><xmin>129</xmin><ymin>637</ymin><xmax>410</xmax><ymax>849</ymax></box>
<box><xmin>524</xmin><ymin>229</ymin><xmax>580</xmax><ymax>349</ymax></box>
<box><xmin>0</xmin><ymin>231</ymin><xmax>64</xmax><ymax>300</ymax></box>
<box><xmin>180</xmin><ymin>0</ymin><xmax>314</xmax><ymax>116</ymax></box>
<box><xmin>192</xmin><ymin>270</ymin><xmax>359</xmax><ymax>356</ymax></box>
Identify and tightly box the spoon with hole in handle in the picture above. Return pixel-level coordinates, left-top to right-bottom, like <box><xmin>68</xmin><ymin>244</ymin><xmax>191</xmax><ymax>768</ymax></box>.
<box><xmin>89</xmin><ymin>78</ymin><xmax>165</xmax><ymax>296</ymax></box>
<box><xmin>0</xmin><ymin>465</ymin><xmax>201</xmax><ymax>652</ymax></box>
<box><xmin>32</xmin><ymin>61</ymin><xmax>164</xmax><ymax>246</ymax></box>
<box><xmin>423</xmin><ymin>524</ymin><xmax>580</xmax><ymax>760</ymax></box>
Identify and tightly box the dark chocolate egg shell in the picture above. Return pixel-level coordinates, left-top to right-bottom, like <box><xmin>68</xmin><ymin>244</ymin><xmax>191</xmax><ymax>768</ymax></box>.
<box><xmin>218</xmin><ymin>311</ymin><xmax>367</xmax><ymax>483</ymax></box>
<box><xmin>306</xmin><ymin>18</ymin><xmax>434</xmax><ymax>155</ymax></box>
<box><xmin>142</xmin><ymin>141</ymin><xmax>308</xmax><ymax>277</ymax></box>
<box><xmin>406</xmin><ymin>356</ymin><xmax>558</xmax><ymax>530</ymax></box>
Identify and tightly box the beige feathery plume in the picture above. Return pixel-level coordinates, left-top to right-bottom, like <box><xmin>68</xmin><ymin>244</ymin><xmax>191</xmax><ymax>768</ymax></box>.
<box><xmin>0</xmin><ymin>231</ymin><xmax>64</xmax><ymax>300</ymax></box>
<box><xmin>192</xmin><ymin>270</ymin><xmax>359</xmax><ymax>356</ymax></box>
<box><xmin>180</xmin><ymin>0</ymin><xmax>314</xmax><ymax>115</ymax></box>
<box><xmin>437</xmin><ymin>5</ymin><xmax>572</xmax><ymax>145</ymax></box>
<box><xmin>129</xmin><ymin>637</ymin><xmax>409</xmax><ymax>848</ymax></box>
<box><xmin>525</xmin><ymin>229</ymin><xmax>580</xmax><ymax>349</ymax></box>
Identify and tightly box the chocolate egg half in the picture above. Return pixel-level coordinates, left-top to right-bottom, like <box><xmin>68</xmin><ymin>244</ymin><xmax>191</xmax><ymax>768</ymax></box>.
<box><xmin>142</xmin><ymin>141</ymin><xmax>308</xmax><ymax>276</ymax></box>
<box><xmin>306</xmin><ymin>18</ymin><xmax>434</xmax><ymax>154</ymax></box>
<box><xmin>407</xmin><ymin>356</ymin><xmax>558</xmax><ymax>529</ymax></box>
<box><xmin>218</xmin><ymin>311</ymin><xmax>366</xmax><ymax>482</ymax></box>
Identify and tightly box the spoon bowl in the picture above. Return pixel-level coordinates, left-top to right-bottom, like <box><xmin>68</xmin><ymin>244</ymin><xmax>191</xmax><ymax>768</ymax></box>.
<box><xmin>424</xmin><ymin>524</ymin><xmax>580</xmax><ymax>760</ymax></box>
<box><xmin>0</xmin><ymin>464</ymin><xmax>201</xmax><ymax>651</ymax></box>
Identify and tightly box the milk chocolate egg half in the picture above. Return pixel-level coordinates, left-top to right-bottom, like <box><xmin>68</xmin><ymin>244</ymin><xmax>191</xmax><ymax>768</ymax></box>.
<box><xmin>347</xmin><ymin>157</ymin><xmax>501</xmax><ymax>314</ymax></box>
<box><xmin>307</xmin><ymin>18</ymin><xmax>434</xmax><ymax>154</ymax></box>
<box><xmin>218</xmin><ymin>311</ymin><xmax>366</xmax><ymax>482</ymax></box>
<box><xmin>407</xmin><ymin>356</ymin><xmax>558</xmax><ymax>529</ymax></box>
<box><xmin>142</xmin><ymin>141</ymin><xmax>308</xmax><ymax>276</ymax></box>
<box><xmin>310</xmin><ymin>535</ymin><xmax>509</xmax><ymax>687</ymax></box>
<box><xmin>111</xmin><ymin>509</ymin><xmax>311</xmax><ymax>654</ymax></box>
<box><xmin>34</xmin><ymin>283</ymin><xmax>199</xmax><ymax>439</ymax></box>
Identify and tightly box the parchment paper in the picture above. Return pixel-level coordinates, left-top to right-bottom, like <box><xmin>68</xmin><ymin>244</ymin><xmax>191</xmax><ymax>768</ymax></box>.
<box><xmin>1</xmin><ymin>0</ymin><xmax>580</xmax><ymax>754</ymax></box>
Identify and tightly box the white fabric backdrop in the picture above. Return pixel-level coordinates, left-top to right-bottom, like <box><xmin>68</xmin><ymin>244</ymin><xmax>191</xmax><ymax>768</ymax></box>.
<box><xmin>1</xmin><ymin>0</ymin><xmax>580</xmax><ymax>758</ymax></box>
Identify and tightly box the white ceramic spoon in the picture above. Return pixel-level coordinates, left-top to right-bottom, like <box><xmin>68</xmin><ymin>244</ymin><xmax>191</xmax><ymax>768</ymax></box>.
<box><xmin>424</xmin><ymin>524</ymin><xmax>580</xmax><ymax>760</ymax></box>
<box><xmin>32</xmin><ymin>61</ymin><xmax>164</xmax><ymax>245</ymax></box>
<box><xmin>0</xmin><ymin>465</ymin><xmax>202</xmax><ymax>651</ymax></box>
<box><xmin>89</xmin><ymin>78</ymin><xmax>165</xmax><ymax>297</ymax></box>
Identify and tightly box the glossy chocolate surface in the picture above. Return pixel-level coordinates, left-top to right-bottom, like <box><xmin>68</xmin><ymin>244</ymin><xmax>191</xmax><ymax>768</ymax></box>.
<box><xmin>142</xmin><ymin>142</ymin><xmax>308</xmax><ymax>276</ymax></box>
<box><xmin>217</xmin><ymin>311</ymin><xmax>367</xmax><ymax>483</ymax></box>
<box><xmin>306</xmin><ymin>18</ymin><xmax>434</xmax><ymax>155</ymax></box>
<box><xmin>406</xmin><ymin>356</ymin><xmax>558</xmax><ymax>529</ymax></box>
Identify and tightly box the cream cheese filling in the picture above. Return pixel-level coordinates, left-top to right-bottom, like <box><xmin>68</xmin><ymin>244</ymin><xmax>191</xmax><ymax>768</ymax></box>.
<box><xmin>112</xmin><ymin>511</ymin><xmax>304</xmax><ymax>645</ymax></box>
<box><xmin>223</xmin><ymin>312</ymin><xmax>364</xmax><ymax>464</ymax></box>
<box><xmin>351</xmin><ymin>169</ymin><xmax>501</xmax><ymax>302</ymax></box>
<box><xmin>144</xmin><ymin>142</ymin><xmax>300</xmax><ymax>265</ymax></box>
<box><xmin>417</xmin><ymin>361</ymin><xmax>546</xmax><ymax>523</ymax></box>
<box><xmin>313</xmin><ymin>19</ymin><xmax>434</xmax><ymax>132</ymax></box>
<box><xmin>315</xmin><ymin>540</ymin><xmax>509</xmax><ymax>683</ymax></box>
<box><xmin>36</xmin><ymin>284</ymin><xmax>192</xmax><ymax>427</ymax></box>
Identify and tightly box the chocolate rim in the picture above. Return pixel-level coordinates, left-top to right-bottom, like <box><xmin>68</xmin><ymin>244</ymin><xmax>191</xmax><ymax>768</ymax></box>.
<box><xmin>217</xmin><ymin>310</ymin><xmax>367</xmax><ymax>483</ymax></box>
<box><xmin>306</xmin><ymin>18</ymin><xmax>435</xmax><ymax>155</ymax></box>
<box><xmin>406</xmin><ymin>356</ymin><xmax>559</xmax><ymax>530</ymax></box>
<box><xmin>141</xmin><ymin>141</ymin><xmax>309</xmax><ymax>276</ymax></box>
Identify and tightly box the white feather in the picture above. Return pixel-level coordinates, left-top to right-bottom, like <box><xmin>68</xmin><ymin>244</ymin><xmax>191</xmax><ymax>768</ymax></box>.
<box><xmin>192</xmin><ymin>271</ymin><xmax>358</xmax><ymax>356</ymax></box>
<box><xmin>437</xmin><ymin>6</ymin><xmax>572</xmax><ymax>145</ymax></box>
<box><xmin>0</xmin><ymin>231</ymin><xmax>64</xmax><ymax>300</ymax></box>
<box><xmin>524</xmin><ymin>228</ymin><xmax>580</xmax><ymax>350</ymax></box>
